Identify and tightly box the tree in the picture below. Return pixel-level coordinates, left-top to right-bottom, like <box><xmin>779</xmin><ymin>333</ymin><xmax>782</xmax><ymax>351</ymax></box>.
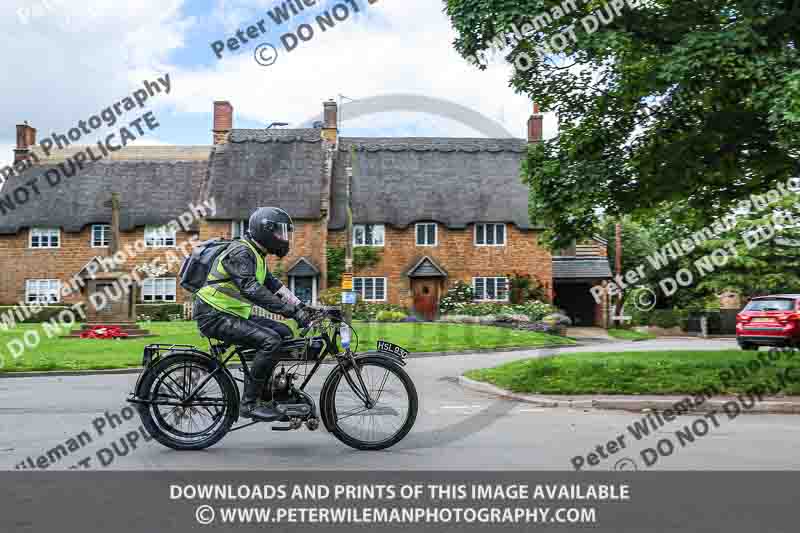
<box><xmin>692</xmin><ymin>195</ymin><xmax>800</xmax><ymax>297</ymax></box>
<box><xmin>445</xmin><ymin>0</ymin><xmax>800</xmax><ymax>247</ymax></box>
<box><xmin>599</xmin><ymin>217</ymin><xmax>659</xmax><ymax>319</ymax></box>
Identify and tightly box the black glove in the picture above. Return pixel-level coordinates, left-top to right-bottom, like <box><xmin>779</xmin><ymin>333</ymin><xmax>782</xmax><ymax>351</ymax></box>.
<box><xmin>294</xmin><ymin>305</ymin><xmax>313</xmax><ymax>329</ymax></box>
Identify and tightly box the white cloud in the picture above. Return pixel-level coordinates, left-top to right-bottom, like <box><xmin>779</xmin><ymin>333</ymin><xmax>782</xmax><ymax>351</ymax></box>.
<box><xmin>164</xmin><ymin>0</ymin><xmax>555</xmax><ymax>139</ymax></box>
<box><xmin>0</xmin><ymin>0</ymin><xmax>191</xmax><ymax>149</ymax></box>
<box><xmin>0</xmin><ymin>0</ymin><xmax>555</xmax><ymax>157</ymax></box>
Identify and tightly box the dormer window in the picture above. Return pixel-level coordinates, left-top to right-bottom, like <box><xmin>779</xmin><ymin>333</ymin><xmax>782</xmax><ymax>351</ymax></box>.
<box><xmin>475</xmin><ymin>223</ymin><xmax>505</xmax><ymax>246</ymax></box>
<box><xmin>416</xmin><ymin>223</ymin><xmax>437</xmax><ymax>246</ymax></box>
<box><xmin>353</xmin><ymin>224</ymin><xmax>385</xmax><ymax>247</ymax></box>
<box><xmin>29</xmin><ymin>228</ymin><xmax>60</xmax><ymax>248</ymax></box>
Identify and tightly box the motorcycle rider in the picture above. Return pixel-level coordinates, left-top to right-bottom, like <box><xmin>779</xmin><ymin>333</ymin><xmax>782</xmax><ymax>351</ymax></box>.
<box><xmin>193</xmin><ymin>207</ymin><xmax>313</xmax><ymax>421</ymax></box>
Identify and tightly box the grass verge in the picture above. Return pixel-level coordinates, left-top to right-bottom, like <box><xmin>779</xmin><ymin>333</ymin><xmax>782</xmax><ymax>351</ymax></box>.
<box><xmin>607</xmin><ymin>329</ymin><xmax>656</xmax><ymax>341</ymax></box>
<box><xmin>0</xmin><ymin>321</ymin><xmax>573</xmax><ymax>373</ymax></box>
<box><xmin>464</xmin><ymin>350</ymin><xmax>800</xmax><ymax>395</ymax></box>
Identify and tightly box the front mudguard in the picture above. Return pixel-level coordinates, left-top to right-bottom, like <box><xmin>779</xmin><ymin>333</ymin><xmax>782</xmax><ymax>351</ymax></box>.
<box><xmin>319</xmin><ymin>352</ymin><xmax>408</xmax><ymax>433</ymax></box>
<box><xmin>129</xmin><ymin>349</ymin><xmax>241</xmax><ymax>423</ymax></box>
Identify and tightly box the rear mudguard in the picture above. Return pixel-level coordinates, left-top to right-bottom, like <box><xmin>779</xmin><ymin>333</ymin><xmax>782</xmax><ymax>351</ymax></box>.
<box><xmin>319</xmin><ymin>352</ymin><xmax>408</xmax><ymax>433</ymax></box>
<box><xmin>131</xmin><ymin>349</ymin><xmax>241</xmax><ymax>423</ymax></box>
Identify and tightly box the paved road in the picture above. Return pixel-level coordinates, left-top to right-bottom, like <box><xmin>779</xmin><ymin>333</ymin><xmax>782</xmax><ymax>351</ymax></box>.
<box><xmin>2</xmin><ymin>338</ymin><xmax>799</xmax><ymax>471</ymax></box>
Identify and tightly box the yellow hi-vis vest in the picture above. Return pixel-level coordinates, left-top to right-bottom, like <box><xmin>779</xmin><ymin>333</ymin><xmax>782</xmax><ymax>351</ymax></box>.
<box><xmin>196</xmin><ymin>240</ymin><xmax>266</xmax><ymax>319</ymax></box>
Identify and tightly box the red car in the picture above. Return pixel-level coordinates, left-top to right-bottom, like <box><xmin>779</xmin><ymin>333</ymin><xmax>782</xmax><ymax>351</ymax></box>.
<box><xmin>736</xmin><ymin>294</ymin><xmax>800</xmax><ymax>350</ymax></box>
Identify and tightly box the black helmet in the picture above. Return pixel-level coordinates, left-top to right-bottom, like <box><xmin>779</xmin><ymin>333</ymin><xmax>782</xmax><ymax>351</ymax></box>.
<box><xmin>247</xmin><ymin>207</ymin><xmax>293</xmax><ymax>258</ymax></box>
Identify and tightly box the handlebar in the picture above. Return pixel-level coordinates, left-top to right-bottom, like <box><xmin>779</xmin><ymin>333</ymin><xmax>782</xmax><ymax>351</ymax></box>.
<box><xmin>298</xmin><ymin>306</ymin><xmax>344</xmax><ymax>337</ymax></box>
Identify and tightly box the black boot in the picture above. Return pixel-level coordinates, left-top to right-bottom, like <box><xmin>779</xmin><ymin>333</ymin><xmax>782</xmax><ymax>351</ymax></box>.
<box><xmin>240</xmin><ymin>376</ymin><xmax>281</xmax><ymax>421</ymax></box>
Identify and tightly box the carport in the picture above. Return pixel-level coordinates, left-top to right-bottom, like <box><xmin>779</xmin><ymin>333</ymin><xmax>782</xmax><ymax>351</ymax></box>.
<box><xmin>552</xmin><ymin>257</ymin><xmax>613</xmax><ymax>327</ymax></box>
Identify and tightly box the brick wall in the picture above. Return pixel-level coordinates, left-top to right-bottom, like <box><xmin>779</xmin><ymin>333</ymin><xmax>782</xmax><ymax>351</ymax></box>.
<box><xmin>328</xmin><ymin>224</ymin><xmax>552</xmax><ymax>308</ymax></box>
<box><xmin>0</xmin><ymin>226</ymin><xmax>198</xmax><ymax>306</ymax></box>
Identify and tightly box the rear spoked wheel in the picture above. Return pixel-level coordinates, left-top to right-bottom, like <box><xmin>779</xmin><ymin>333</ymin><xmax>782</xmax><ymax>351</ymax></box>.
<box><xmin>323</xmin><ymin>357</ymin><xmax>418</xmax><ymax>450</ymax></box>
<box><xmin>138</xmin><ymin>353</ymin><xmax>238</xmax><ymax>450</ymax></box>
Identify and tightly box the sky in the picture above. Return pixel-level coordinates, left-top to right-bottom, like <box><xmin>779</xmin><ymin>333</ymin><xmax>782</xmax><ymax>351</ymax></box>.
<box><xmin>0</xmin><ymin>0</ymin><xmax>556</xmax><ymax>170</ymax></box>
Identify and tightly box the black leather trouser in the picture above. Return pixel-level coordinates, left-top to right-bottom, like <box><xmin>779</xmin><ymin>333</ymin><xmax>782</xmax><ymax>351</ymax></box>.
<box><xmin>193</xmin><ymin>299</ymin><xmax>292</xmax><ymax>384</ymax></box>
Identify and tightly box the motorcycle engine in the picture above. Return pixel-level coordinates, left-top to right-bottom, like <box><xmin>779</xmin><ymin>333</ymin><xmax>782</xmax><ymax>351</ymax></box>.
<box><xmin>265</xmin><ymin>366</ymin><xmax>294</xmax><ymax>402</ymax></box>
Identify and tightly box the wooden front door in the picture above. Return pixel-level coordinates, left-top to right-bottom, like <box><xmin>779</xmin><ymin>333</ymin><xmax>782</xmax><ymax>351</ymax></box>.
<box><xmin>411</xmin><ymin>279</ymin><xmax>440</xmax><ymax>321</ymax></box>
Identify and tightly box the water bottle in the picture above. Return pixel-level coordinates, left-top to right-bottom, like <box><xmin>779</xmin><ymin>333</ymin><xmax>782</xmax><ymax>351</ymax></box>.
<box><xmin>340</xmin><ymin>323</ymin><xmax>352</xmax><ymax>350</ymax></box>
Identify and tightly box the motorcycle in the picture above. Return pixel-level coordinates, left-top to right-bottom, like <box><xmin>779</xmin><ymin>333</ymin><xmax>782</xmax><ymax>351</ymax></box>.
<box><xmin>127</xmin><ymin>307</ymin><xmax>418</xmax><ymax>451</ymax></box>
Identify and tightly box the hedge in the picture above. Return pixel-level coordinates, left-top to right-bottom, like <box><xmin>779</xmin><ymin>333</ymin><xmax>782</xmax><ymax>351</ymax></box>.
<box><xmin>0</xmin><ymin>305</ymin><xmax>73</xmax><ymax>324</ymax></box>
<box><xmin>137</xmin><ymin>303</ymin><xmax>184</xmax><ymax>322</ymax></box>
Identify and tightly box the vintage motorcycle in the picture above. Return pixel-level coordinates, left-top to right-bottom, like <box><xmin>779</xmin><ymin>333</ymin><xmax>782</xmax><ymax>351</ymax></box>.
<box><xmin>127</xmin><ymin>307</ymin><xmax>417</xmax><ymax>451</ymax></box>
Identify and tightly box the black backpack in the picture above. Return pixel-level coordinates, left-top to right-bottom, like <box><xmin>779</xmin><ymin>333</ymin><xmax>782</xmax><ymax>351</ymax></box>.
<box><xmin>178</xmin><ymin>238</ymin><xmax>234</xmax><ymax>293</ymax></box>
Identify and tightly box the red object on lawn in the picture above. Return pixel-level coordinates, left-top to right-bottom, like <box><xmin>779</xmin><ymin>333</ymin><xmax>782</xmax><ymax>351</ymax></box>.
<box><xmin>79</xmin><ymin>326</ymin><xmax>129</xmax><ymax>339</ymax></box>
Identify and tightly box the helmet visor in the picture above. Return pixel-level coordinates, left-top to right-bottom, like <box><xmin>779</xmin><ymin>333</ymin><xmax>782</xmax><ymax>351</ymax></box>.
<box><xmin>272</xmin><ymin>222</ymin><xmax>294</xmax><ymax>252</ymax></box>
<box><xmin>274</xmin><ymin>222</ymin><xmax>293</xmax><ymax>243</ymax></box>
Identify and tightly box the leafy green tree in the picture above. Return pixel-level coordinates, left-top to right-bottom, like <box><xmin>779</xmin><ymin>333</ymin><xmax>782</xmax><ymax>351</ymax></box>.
<box><xmin>445</xmin><ymin>0</ymin><xmax>800</xmax><ymax>247</ymax></box>
<box><xmin>692</xmin><ymin>195</ymin><xmax>800</xmax><ymax>297</ymax></box>
<box><xmin>599</xmin><ymin>217</ymin><xmax>659</xmax><ymax>317</ymax></box>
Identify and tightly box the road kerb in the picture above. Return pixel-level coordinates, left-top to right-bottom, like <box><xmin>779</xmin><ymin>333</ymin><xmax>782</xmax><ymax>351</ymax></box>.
<box><xmin>458</xmin><ymin>376</ymin><xmax>800</xmax><ymax>414</ymax></box>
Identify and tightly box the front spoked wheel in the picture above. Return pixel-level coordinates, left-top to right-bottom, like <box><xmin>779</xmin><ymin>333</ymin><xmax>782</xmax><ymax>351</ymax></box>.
<box><xmin>323</xmin><ymin>357</ymin><xmax>418</xmax><ymax>451</ymax></box>
<box><xmin>137</xmin><ymin>353</ymin><xmax>238</xmax><ymax>450</ymax></box>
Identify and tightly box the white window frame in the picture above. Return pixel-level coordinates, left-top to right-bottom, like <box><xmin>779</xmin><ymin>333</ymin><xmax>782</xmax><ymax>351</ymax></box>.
<box><xmin>141</xmin><ymin>277</ymin><xmax>177</xmax><ymax>303</ymax></box>
<box><xmin>474</xmin><ymin>223</ymin><xmax>506</xmax><ymax>247</ymax></box>
<box><xmin>415</xmin><ymin>223</ymin><xmax>438</xmax><ymax>247</ymax></box>
<box><xmin>29</xmin><ymin>227</ymin><xmax>60</xmax><ymax>249</ymax></box>
<box><xmin>472</xmin><ymin>277</ymin><xmax>509</xmax><ymax>302</ymax></box>
<box><xmin>144</xmin><ymin>225</ymin><xmax>177</xmax><ymax>248</ymax></box>
<box><xmin>90</xmin><ymin>224</ymin><xmax>110</xmax><ymax>248</ymax></box>
<box><xmin>353</xmin><ymin>277</ymin><xmax>387</xmax><ymax>302</ymax></box>
<box><xmin>231</xmin><ymin>219</ymin><xmax>248</xmax><ymax>239</ymax></box>
<box><xmin>25</xmin><ymin>279</ymin><xmax>61</xmax><ymax>304</ymax></box>
<box><xmin>353</xmin><ymin>224</ymin><xmax>385</xmax><ymax>247</ymax></box>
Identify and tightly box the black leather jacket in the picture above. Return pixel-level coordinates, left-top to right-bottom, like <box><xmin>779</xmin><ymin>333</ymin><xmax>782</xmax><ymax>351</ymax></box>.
<box><xmin>218</xmin><ymin>239</ymin><xmax>297</xmax><ymax>317</ymax></box>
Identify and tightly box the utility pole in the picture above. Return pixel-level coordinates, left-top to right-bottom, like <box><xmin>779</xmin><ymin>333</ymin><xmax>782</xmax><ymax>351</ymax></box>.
<box><xmin>341</xmin><ymin>148</ymin><xmax>356</xmax><ymax>325</ymax></box>
<box><xmin>614</xmin><ymin>222</ymin><xmax>623</xmax><ymax>326</ymax></box>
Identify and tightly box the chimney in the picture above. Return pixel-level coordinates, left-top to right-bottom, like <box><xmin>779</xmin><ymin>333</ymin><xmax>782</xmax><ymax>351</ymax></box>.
<box><xmin>527</xmin><ymin>102</ymin><xmax>543</xmax><ymax>143</ymax></box>
<box><xmin>14</xmin><ymin>122</ymin><xmax>36</xmax><ymax>163</ymax></box>
<box><xmin>212</xmin><ymin>101</ymin><xmax>233</xmax><ymax>145</ymax></box>
<box><xmin>321</xmin><ymin>99</ymin><xmax>338</xmax><ymax>143</ymax></box>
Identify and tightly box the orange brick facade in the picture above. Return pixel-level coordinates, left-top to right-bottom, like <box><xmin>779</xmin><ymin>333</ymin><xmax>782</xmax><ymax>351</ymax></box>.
<box><xmin>0</xmin><ymin>225</ymin><xmax>198</xmax><ymax>306</ymax></box>
<box><xmin>328</xmin><ymin>224</ymin><xmax>553</xmax><ymax>308</ymax></box>
<box><xmin>0</xmin><ymin>220</ymin><xmax>552</xmax><ymax>309</ymax></box>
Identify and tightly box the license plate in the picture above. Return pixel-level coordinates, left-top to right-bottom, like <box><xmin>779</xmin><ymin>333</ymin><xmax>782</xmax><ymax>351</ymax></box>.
<box><xmin>753</xmin><ymin>318</ymin><xmax>774</xmax><ymax>322</ymax></box>
<box><xmin>377</xmin><ymin>340</ymin><xmax>409</xmax><ymax>358</ymax></box>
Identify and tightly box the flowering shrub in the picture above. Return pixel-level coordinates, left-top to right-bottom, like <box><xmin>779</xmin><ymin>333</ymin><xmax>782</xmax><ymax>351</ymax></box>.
<box><xmin>376</xmin><ymin>310</ymin><xmax>408</xmax><ymax>322</ymax></box>
<box><xmin>318</xmin><ymin>288</ymin><xmax>406</xmax><ymax>321</ymax></box>
<box><xmin>507</xmin><ymin>272</ymin><xmax>548</xmax><ymax>303</ymax></box>
<box><xmin>354</xmin><ymin>303</ymin><xmax>407</xmax><ymax>321</ymax></box>
<box><xmin>527</xmin><ymin>322</ymin><xmax>565</xmax><ymax>335</ymax></box>
<box><xmin>439</xmin><ymin>281</ymin><xmax>475</xmax><ymax>313</ymax></box>
<box><xmin>443</xmin><ymin>300</ymin><xmax>556</xmax><ymax>321</ymax></box>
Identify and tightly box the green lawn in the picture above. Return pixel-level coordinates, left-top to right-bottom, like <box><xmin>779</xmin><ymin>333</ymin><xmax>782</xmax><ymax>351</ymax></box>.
<box><xmin>0</xmin><ymin>321</ymin><xmax>573</xmax><ymax>373</ymax></box>
<box><xmin>607</xmin><ymin>329</ymin><xmax>656</xmax><ymax>341</ymax></box>
<box><xmin>465</xmin><ymin>350</ymin><xmax>800</xmax><ymax>395</ymax></box>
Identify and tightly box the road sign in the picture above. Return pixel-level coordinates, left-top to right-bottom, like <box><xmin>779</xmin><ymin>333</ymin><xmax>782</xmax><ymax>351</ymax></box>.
<box><xmin>341</xmin><ymin>272</ymin><xmax>353</xmax><ymax>290</ymax></box>
<box><xmin>341</xmin><ymin>291</ymin><xmax>357</xmax><ymax>304</ymax></box>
